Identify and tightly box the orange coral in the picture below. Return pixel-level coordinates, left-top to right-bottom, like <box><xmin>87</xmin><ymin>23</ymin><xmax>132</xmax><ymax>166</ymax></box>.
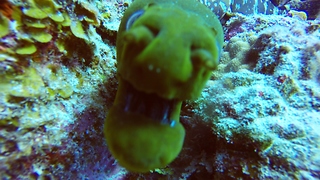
<box><xmin>0</xmin><ymin>0</ymin><xmax>13</xmax><ymax>20</ymax></box>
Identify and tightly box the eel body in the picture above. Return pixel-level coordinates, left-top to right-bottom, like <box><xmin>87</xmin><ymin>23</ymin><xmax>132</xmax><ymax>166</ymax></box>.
<box><xmin>104</xmin><ymin>0</ymin><xmax>223</xmax><ymax>172</ymax></box>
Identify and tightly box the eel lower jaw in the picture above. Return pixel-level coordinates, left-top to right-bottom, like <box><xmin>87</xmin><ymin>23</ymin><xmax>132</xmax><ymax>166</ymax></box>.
<box><xmin>104</xmin><ymin>79</ymin><xmax>186</xmax><ymax>172</ymax></box>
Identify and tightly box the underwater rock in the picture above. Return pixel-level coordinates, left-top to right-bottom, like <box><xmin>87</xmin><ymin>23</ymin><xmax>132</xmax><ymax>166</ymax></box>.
<box><xmin>203</xmin><ymin>0</ymin><xmax>320</xmax><ymax>20</ymax></box>
<box><xmin>0</xmin><ymin>0</ymin><xmax>319</xmax><ymax>179</ymax></box>
<box><xmin>270</xmin><ymin>0</ymin><xmax>291</xmax><ymax>7</ymax></box>
<box><xmin>0</xmin><ymin>0</ymin><xmax>121</xmax><ymax>179</ymax></box>
<box><xmin>272</xmin><ymin>0</ymin><xmax>320</xmax><ymax>20</ymax></box>
<box><xmin>190</xmin><ymin>13</ymin><xmax>320</xmax><ymax>179</ymax></box>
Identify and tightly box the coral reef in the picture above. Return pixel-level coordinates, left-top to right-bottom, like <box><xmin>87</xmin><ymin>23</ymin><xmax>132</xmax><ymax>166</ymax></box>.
<box><xmin>202</xmin><ymin>0</ymin><xmax>320</xmax><ymax>20</ymax></box>
<box><xmin>0</xmin><ymin>0</ymin><xmax>319</xmax><ymax>179</ymax></box>
<box><xmin>0</xmin><ymin>0</ymin><xmax>129</xmax><ymax>178</ymax></box>
<box><xmin>163</xmin><ymin>13</ymin><xmax>320</xmax><ymax>179</ymax></box>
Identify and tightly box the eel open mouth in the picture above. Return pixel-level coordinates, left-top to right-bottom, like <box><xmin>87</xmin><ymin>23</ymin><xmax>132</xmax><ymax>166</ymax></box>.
<box><xmin>104</xmin><ymin>79</ymin><xmax>185</xmax><ymax>173</ymax></box>
<box><xmin>121</xmin><ymin>80</ymin><xmax>178</xmax><ymax>127</ymax></box>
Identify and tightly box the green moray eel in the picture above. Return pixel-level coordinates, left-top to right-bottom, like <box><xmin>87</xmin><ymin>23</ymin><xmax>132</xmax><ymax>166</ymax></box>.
<box><xmin>104</xmin><ymin>0</ymin><xmax>223</xmax><ymax>173</ymax></box>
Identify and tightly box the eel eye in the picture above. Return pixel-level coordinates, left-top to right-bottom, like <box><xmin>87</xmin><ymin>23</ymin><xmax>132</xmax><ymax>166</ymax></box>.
<box><xmin>126</xmin><ymin>9</ymin><xmax>144</xmax><ymax>30</ymax></box>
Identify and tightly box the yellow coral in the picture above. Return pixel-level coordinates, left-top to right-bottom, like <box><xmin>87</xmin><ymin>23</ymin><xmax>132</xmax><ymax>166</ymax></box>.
<box><xmin>15</xmin><ymin>43</ymin><xmax>37</xmax><ymax>55</ymax></box>
<box><xmin>60</xmin><ymin>12</ymin><xmax>71</xmax><ymax>26</ymax></box>
<box><xmin>0</xmin><ymin>68</ymin><xmax>45</xmax><ymax>98</ymax></box>
<box><xmin>70</xmin><ymin>20</ymin><xmax>88</xmax><ymax>40</ymax></box>
<box><xmin>0</xmin><ymin>15</ymin><xmax>10</xmax><ymax>38</ymax></box>
<box><xmin>23</xmin><ymin>7</ymin><xmax>48</xmax><ymax>19</ymax></box>
<box><xmin>28</xmin><ymin>28</ymin><xmax>53</xmax><ymax>43</ymax></box>
<box><xmin>289</xmin><ymin>10</ymin><xmax>307</xmax><ymax>21</ymax></box>
<box><xmin>24</xmin><ymin>19</ymin><xmax>47</xmax><ymax>28</ymax></box>
<box><xmin>32</xmin><ymin>0</ymin><xmax>63</xmax><ymax>21</ymax></box>
<box><xmin>58</xmin><ymin>83</ymin><xmax>74</xmax><ymax>98</ymax></box>
<box><xmin>75</xmin><ymin>1</ymin><xmax>100</xmax><ymax>26</ymax></box>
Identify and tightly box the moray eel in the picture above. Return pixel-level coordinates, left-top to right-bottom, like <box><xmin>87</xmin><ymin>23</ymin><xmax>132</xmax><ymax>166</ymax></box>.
<box><xmin>104</xmin><ymin>0</ymin><xmax>223</xmax><ymax>173</ymax></box>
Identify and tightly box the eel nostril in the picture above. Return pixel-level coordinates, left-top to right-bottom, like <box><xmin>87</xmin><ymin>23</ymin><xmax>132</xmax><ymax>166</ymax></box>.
<box><xmin>123</xmin><ymin>26</ymin><xmax>154</xmax><ymax>46</ymax></box>
<box><xmin>145</xmin><ymin>24</ymin><xmax>160</xmax><ymax>37</ymax></box>
<box><xmin>191</xmin><ymin>49</ymin><xmax>212</xmax><ymax>65</ymax></box>
<box><xmin>190</xmin><ymin>48</ymin><xmax>215</xmax><ymax>69</ymax></box>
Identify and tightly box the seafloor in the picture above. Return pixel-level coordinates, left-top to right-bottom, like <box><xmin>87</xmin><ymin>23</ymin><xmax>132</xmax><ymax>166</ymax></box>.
<box><xmin>0</xmin><ymin>0</ymin><xmax>319</xmax><ymax>179</ymax></box>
